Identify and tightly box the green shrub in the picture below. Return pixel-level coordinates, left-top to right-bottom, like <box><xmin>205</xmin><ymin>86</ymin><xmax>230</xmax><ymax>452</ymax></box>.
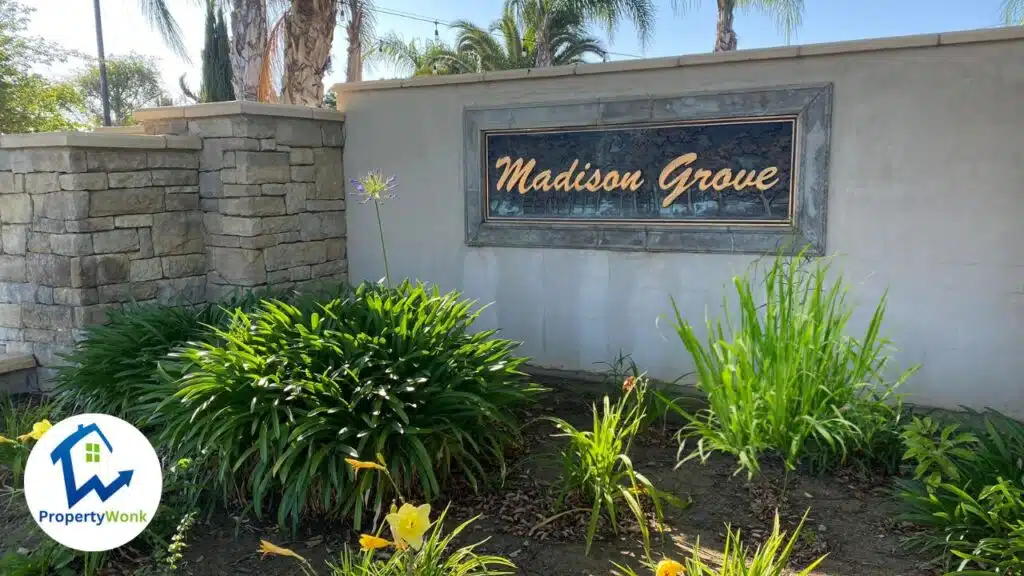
<box><xmin>899</xmin><ymin>410</ymin><xmax>1024</xmax><ymax>573</ymax></box>
<box><xmin>666</xmin><ymin>247</ymin><xmax>915</xmax><ymax>478</ymax></box>
<box><xmin>543</xmin><ymin>375</ymin><xmax>682</xmax><ymax>557</ymax></box>
<box><xmin>154</xmin><ymin>280</ymin><xmax>537</xmax><ymax>530</ymax></box>
<box><xmin>613</xmin><ymin>511</ymin><xmax>825</xmax><ymax>576</ymax></box>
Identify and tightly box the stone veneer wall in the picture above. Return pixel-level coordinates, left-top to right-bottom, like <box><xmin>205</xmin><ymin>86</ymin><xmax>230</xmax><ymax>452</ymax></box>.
<box><xmin>135</xmin><ymin>102</ymin><xmax>347</xmax><ymax>301</ymax></box>
<box><xmin>0</xmin><ymin>102</ymin><xmax>347</xmax><ymax>386</ymax></box>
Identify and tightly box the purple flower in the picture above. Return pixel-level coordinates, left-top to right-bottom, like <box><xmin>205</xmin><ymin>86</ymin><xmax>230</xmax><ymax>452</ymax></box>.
<box><xmin>350</xmin><ymin>171</ymin><xmax>397</xmax><ymax>204</ymax></box>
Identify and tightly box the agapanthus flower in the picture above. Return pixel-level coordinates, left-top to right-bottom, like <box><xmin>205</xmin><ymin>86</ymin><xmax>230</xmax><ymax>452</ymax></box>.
<box><xmin>350</xmin><ymin>171</ymin><xmax>397</xmax><ymax>204</ymax></box>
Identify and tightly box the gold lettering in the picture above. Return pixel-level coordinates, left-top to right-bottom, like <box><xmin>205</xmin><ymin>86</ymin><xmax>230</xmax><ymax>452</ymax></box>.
<box><xmin>711</xmin><ymin>169</ymin><xmax>734</xmax><ymax>191</ymax></box>
<box><xmin>495</xmin><ymin>156</ymin><xmax>536</xmax><ymax>194</ymax></box>
<box><xmin>584</xmin><ymin>170</ymin><xmax>603</xmax><ymax>192</ymax></box>
<box><xmin>553</xmin><ymin>160</ymin><xmax>579</xmax><ymax>192</ymax></box>
<box><xmin>620</xmin><ymin>171</ymin><xmax>644</xmax><ymax>191</ymax></box>
<box><xmin>658</xmin><ymin>153</ymin><xmax>699</xmax><ymax>207</ymax></box>
<box><xmin>531</xmin><ymin>170</ymin><xmax>553</xmax><ymax>191</ymax></box>
<box><xmin>732</xmin><ymin>169</ymin><xmax>758</xmax><ymax>191</ymax></box>
<box><xmin>754</xmin><ymin>167</ymin><xmax>780</xmax><ymax>191</ymax></box>
<box><xmin>572</xmin><ymin>163</ymin><xmax>592</xmax><ymax>191</ymax></box>
<box><xmin>694</xmin><ymin>169</ymin><xmax>715</xmax><ymax>191</ymax></box>
<box><xmin>601</xmin><ymin>171</ymin><xmax>621</xmax><ymax>191</ymax></box>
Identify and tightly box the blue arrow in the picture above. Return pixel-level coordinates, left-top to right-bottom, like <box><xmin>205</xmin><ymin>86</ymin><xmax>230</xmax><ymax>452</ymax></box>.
<box><xmin>50</xmin><ymin>423</ymin><xmax>134</xmax><ymax>508</ymax></box>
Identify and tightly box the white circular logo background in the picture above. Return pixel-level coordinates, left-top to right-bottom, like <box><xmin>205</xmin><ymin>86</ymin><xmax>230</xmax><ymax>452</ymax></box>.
<box><xmin>23</xmin><ymin>413</ymin><xmax>163</xmax><ymax>552</ymax></box>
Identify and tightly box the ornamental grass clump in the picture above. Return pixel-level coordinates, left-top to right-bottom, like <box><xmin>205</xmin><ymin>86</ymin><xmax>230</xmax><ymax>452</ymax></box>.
<box><xmin>542</xmin><ymin>374</ymin><xmax>684</xmax><ymax>557</ymax></box>
<box><xmin>667</xmin><ymin>246</ymin><xmax>915</xmax><ymax>478</ymax></box>
<box><xmin>155</xmin><ymin>280</ymin><xmax>537</xmax><ymax>530</ymax></box>
<box><xmin>259</xmin><ymin>457</ymin><xmax>515</xmax><ymax>576</ymax></box>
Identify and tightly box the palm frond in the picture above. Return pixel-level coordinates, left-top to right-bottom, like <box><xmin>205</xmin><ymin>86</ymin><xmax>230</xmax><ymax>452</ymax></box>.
<box><xmin>1002</xmin><ymin>0</ymin><xmax>1024</xmax><ymax>24</ymax></box>
<box><xmin>738</xmin><ymin>0</ymin><xmax>805</xmax><ymax>44</ymax></box>
<box><xmin>137</xmin><ymin>0</ymin><xmax>195</xmax><ymax>63</ymax></box>
<box><xmin>257</xmin><ymin>8</ymin><xmax>289</xmax><ymax>102</ymax></box>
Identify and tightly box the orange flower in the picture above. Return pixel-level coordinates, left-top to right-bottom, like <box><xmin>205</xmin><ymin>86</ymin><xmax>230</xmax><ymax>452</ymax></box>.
<box><xmin>655</xmin><ymin>559</ymin><xmax>686</xmax><ymax>576</ymax></box>
<box><xmin>346</xmin><ymin>458</ymin><xmax>384</xmax><ymax>476</ymax></box>
<box><xmin>623</xmin><ymin>376</ymin><xmax>636</xmax><ymax>393</ymax></box>
<box><xmin>258</xmin><ymin>540</ymin><xmax>301</xmax><ymax>560</ymax></box>
<box><xmin>359</xmin><ymin>534</ymin><xmax>391</xmax><ymax>551</ymax></box>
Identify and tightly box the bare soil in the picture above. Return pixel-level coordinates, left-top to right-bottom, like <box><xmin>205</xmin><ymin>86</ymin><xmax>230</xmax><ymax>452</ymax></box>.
<box><xmin>0</xmin><ymin>385</ymin><xmax>934</xmax><ymax>575</ymax></box>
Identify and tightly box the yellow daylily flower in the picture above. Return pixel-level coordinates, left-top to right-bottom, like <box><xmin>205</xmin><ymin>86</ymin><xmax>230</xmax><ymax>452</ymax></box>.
<box><xmin>258</xmin><ymin>539</ymin><xmax>301</xmax><ymax>560</ymax></box>
<box><xmin>345</xmin><ymin>458</ymin><xmax>384</xmax><ymax>476</ymax></box>
<box><xmin>359</xmin><ymin>534</ymin><xmax>392</xmax><ymax>551</ymax></box>
<box><xmin>655</xmin><ymin>559</ymin><xmax>686</xmax><ymax>576</ymax></box>
<box><xmin>386</xmin><ymin>502</ymin><xmax>431</xmax><ymax>551</ymax></box>
<box><xmin>17</xmin><ymin>420</ymin><xmax>51</xmax><ymax>442</ymax></box>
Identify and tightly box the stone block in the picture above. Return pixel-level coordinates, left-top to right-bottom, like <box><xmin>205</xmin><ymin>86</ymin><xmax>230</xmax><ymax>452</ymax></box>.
<box><xmin>289</xmin><ymin>148</ymin><xmax>314</xmax><ymax>165</ymax></box>
<box><xmin>24</xmin><ymin>329</ymin><xmax>61</xmax><ymax>343</ymax></box>
<box><xmin>9</xmin><ymin>149</ymin><xmax>86</xmax><ymax>174</ymax></box>
<box><xmin>259</xmin><ymin>139</ymin><xmax>276</xmax><ymax>151</ymax></box>
<box><xmin>114</xmin><ymin>214</ymin><xmax>153</xmax><ymax>228</ymax></box>
<box><xmin>65</xmin><ymin>217</ymin><xmax>114</xmax><ymax>233</ymax></box>
<box><xmin>2</xmin><ymin>225</ymin><xmax>28</xmax><ymax>255</ymax></box>
<box><xmin>27</xmin><ymin>232</ymin><xmax>49</xmax><ymax>253</ymax></box>
<box><xmin>222</xmin><ymin>184</ymin><xmax>261</xmax><ymax>198</ymax></box>
<box><xmin>322</xmin><ymin>123</ymin><xmax>345</xmax><ymax>147</ymax></box>
<box><xmin>305</xmin><ymin>199</ymin><xmax>345</xmax><ymax>211</ymax></box>
<box><xmin>151</xmin><ymin>211</ymin><xmax>203</xmax><ymax>255</ymax></box>
<box><xmin>0</xmin><ymin>173</ymin><xmax>22</xmax><ymax>194</ymax></box>
<box><xmin>0</xmin><ymin>303</ymin><xmax>21</xmax><ymax>327</ymax></box>
<box><xmin>73</xmin><ymin>254</ymin><xmax>129</xmax><ymax>287</ymax></box>
<box><xmin>130</xmin><ymin>258</ymin><xmax>163</xmax><ymax>282</ymax></box>
<box><xmin>35</xmin><ymin>286</ymin><xmax>53</xmax><ymax>304</ymax></box>
<box><xmin>148</xmin><ymin>151</ymin><xmax>199</xmax><ymax>169</ymax></box>
<box><xmin>286</xmin><ymin>183</ymin><xmax>311</xmax><ymax>214</ymax></box>
<box><xmin>325</xmin><ymin>238</ymin><xmax>345</xmax><ymax>260</ymax></box>
<box><xmin>313</xmin><ymin>147</ymin><xmax>344</xmax><ymax>199</ymax></box>
<box><xmin>165</xmin><ymin>185</ymin><xmax>199</xmax><ymax>194</ymax></box>
<box><xmin>108</xmin><ymin>171</ymin><xmax>153</xmax><ymax>188</ymax></box>
<box><xmin>189</xmin><ymin>117</ymin><xmax>234</xmax><ymax>138</ymax></box>
<box><xmin>199</xmin><ymin>199</ymin><xmax>217</xmax><ymax>212</ymax></box>
<box><xmin>31</xmin><ymin>218</ymin><xmax>65</xmax><ymax>234</ymax></box>
<box><xmin>199</xmin><ymin>171</ymin><xmax>223</xmax><ymax>198</ymax></box>
<box><xmin>136</xmin><ymin>228</ymin><xmax>154</xmax><ymax>259</ymax></box>
<box><xmin>275</xmin><ymin>120</ymin><xmax>323</xmax><ymax>147</ymax></box>
<box><xmin>203</xmin><ymin>213</ymin><xmax>261</xmax><ymax>237</ymax></box>
<box><xmin>26</xmin><ymin>253</ymin><xmax>71</xmax><ymax>286</ymax></box>
<box><xmin>264</xmin><ymin>241</ymin><xmax>326</xmax><ymax>271</ymax></box>
<box><xmin>0</xmin><ymin>282</ymin><xmax>36</xmax><ymax>303</ymax></box>
<box><xmin>261</xmin><ymin>215</ymin><xmax>299</xmax><ymax>234</ymax></box>
<box><xmin>208</xmin><ymin>247</ymin><xmax>265</xmax><ymax>286</ymax></box>
<box><xmin>74</xmin><ymin>304</ymin><xmax>120</xmax><ymax>328</ymax></box>
<box><xmin>24</xmin><ymin>172</ymin><xmax>60</xmax><ymax>194</ymax></box>
<box><xmin>198</xmin><ymin>137</ymin><xmax>259</xmax><ymax>171</ymax></box>
<box><xmin>299</xmin><ymin>211</ymin><xmax>345</xmax><ymax>241</ymax></box>
<box><xmin>311</xmin><ymin>260</ymin><xmax>346</xmax><ymax>278</ymax></box>
<box><xmin>266</xmin><ymin>268</ymin><xmax>290</xmax><ymax>284</ymax></box>
<box><xmin>98</xmin><ymin>282</ymin><xmax>159</xmax><ymax>304</ymax></box>
<box><xmin>237</xmin><ymin>235</ymin><xmax>277</xmax><ymax>249</ymax></box>
<box><xmin>0</xmin><ymin>255</ymin><xmax>26</xmax><ymax>282</ymax></box>
<box><xmin>92</xmin><ymin>229</ymin><xmax>140</xmax><ymax>253</ymax></box>
<box><xmin>37</xmin><ymin>191</ymin><xmax>89</xmax><ymax>220</ymax></box>
<box><xmin>53</xmin><ymin>288</ymin><xmax>98</xmax><ymax>306</ymax></box>
<box><xmin>205</xmin><ymin>234</ymin><xmax>240</xmax><ymax>248</ymax></box>
<box><xmin>49</xmin><ymin>233</ymin><xmax>94</xmax><ymax>256</ymax></box>
<box><xmin>0</xmin><ymin>194</ymin><xmax>32</xmax><ymax>223</ymax></box>
<box><xmin>87</xmin><ymin>150</ymin><xmax>147</xmax><ymax>171</ymax></box>
<box><xmin>162</xmin><ymin>254</ymin><xmax>206</xmax><ymax>278</ymax></box>
<box><xmin>232</xmin><ymin>117</ymin><xmax>277</xmax><ymax>139</ymax></box>
<box><xmin>58</xmin><ymin>173</ymin><xmax>108</xmax><ymax>191</ymax></box>
<box><xmin>235</xmin><ymin>151</ymin><xmax>290</xmax><ymax>184</ymax></box>
<box><xmin>156</xmin><ymin>276</ymin><xmax>205</xmax><ymax>305</ymax></box>
<box><xmin>261</xmin><ymin>184</ymin><xmax>287</xmax><ymax>196</ymax></box>
<box><xmin>290</xmin><ymin>265</ymin><xmax>312</xmax><ymax>281</ymax></box>
<box><xmin>22</xmin><ymin>304</ymin><xmax>73</xmax><ymax>330</ymax></box>
<box><xmin>219</xmin><ymin>197</ymin><xmax>286</xmax><ymax>217</ymax></box>
<box><xmin>166</xmin><ymin>193</ymin><xmax>199</xmax><ymax>211</ymax></box>
<box><xmin>276</xmin><ymin>231</ymin><xmax>300</xmax><ymax>244</ymax></box>
<box><xmin>151</xmin><ymin>170</ymin><xmax>198</xmax><ymax>186</ymax></box>
<box><xmin>291</xmin><ymin>165</ymin><xmax>316</xmax><ymax>182</ymax></box>
<box><xmin>90</xmin><ymin>188</ymin><xmax>164</xmax><ymax>216</ymax></box>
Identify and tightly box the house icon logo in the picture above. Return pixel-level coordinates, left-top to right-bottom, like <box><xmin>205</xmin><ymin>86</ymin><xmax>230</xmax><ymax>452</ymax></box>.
<box><xmin>23</xmin><ymin>413</ymin><xmax>163</xmax><ymax>552</ymax></box>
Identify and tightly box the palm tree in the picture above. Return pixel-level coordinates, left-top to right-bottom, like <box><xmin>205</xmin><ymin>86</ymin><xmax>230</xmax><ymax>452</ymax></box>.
<box><xmin>505</xmin><ymin>0</ymin><xmax>654</xmax><ymax>67</ymax></box>
<box><xmin>671</xmin><ymin>0</ymin><xmax>804</xmax><ymax>52</ymax></box>
<box><xmin>368</xmin><ymin>34</ymin><xmax>476</xmax><ymax>77</ymax></box>
<box><xmin>1003</xmin><ymin>0</ymin><xmax>1024</xmax><ymax>24</ymax></box>
<box><xmin>228</xmin><ymin>0</ymin><xmax>267</xmax><ymax>100</ymax></box>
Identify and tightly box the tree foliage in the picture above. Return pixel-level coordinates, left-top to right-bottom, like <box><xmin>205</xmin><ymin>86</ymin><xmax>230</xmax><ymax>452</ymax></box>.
<box><xmin>74</xmin><ymin>52</ymin><xmax>171</xmax><ymax>126</ymax></box>
<box><xmin>0</xmin><ymin>0</ymin><xmax>85</xmax><ymax>133</ymax></box>
<box><xmin>200</xmin><ymin>0</ymin><xmax>236</xmax><ymax>102</ymax></box>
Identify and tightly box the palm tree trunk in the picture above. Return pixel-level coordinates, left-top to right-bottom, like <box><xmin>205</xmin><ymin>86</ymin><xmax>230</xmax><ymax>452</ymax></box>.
<box><xmin>229</xmin><ymin>0</ymin><xmax>267</xmax><ymax>100</ymax></box>
<box><xmin>281</xmin><ymin>0</ymin><xmax>337</xmax><ymax>106</ymax></box>
<box><xmin>714</xmin><ymin>0</ymin><xmax>738</xmax><ymax>52</ymax></box>
<box><xmin>533</xmin><ymin>1</ymin><xmax>554</xmax><ymax>67</ymax></box>
<box><xmin>345</xmin><ymin>0</ymin><xmax>363</xmax><ymax>82</ymax></box>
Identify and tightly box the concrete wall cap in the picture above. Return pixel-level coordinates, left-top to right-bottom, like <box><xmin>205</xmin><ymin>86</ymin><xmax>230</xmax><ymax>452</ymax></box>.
<box><xmin>0</xmin><ymin>132</ymin><xmax>202</xmax><ymax>150</ymax></box>
<box><xmin>331</xmin><ymin>26</ymin><xmax>1024</xmax><ymax>94</ymax></box>
<box><xmin>132</xmin><ymin>101</ymin><xmax>346</xmax><ymax>122</ymax></box>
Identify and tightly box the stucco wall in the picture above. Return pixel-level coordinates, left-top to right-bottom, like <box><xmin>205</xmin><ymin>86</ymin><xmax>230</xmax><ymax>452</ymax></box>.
<box><xmin>334</xmin><ymin>30</ymin><xmax>1024</xmax><ymax>415</ymax></box>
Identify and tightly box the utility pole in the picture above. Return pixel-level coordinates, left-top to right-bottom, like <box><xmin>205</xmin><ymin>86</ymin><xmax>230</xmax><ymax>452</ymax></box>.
<box><xmin>92</xmin><ymin>0</ymin><xmax>112</xmax><ymax>126</ymax></box>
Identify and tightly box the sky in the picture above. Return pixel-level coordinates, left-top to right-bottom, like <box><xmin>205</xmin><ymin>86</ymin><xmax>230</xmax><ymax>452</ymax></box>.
<box><xmin>22</xmin><ymin>0</ymin><xmax>1015</xmax><ymax>102</ymax></box>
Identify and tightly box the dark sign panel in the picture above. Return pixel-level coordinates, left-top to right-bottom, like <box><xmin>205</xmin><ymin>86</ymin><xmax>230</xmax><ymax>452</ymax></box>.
<box><xmin>483</xmin><ymin>117</ymin><xmax>797</xmax><ymax>225</ymax></box>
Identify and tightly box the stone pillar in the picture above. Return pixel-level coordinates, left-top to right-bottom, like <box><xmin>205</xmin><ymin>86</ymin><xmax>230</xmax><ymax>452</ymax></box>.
<box><xmin>0</xmin><ymin>133</ymin><xmax>204</xmax><ymax>383</ymax></box>
<box><xmin>134</xmin><ymin>102</ymin><xmax>347</xmax><ymax>300</ymax></box>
